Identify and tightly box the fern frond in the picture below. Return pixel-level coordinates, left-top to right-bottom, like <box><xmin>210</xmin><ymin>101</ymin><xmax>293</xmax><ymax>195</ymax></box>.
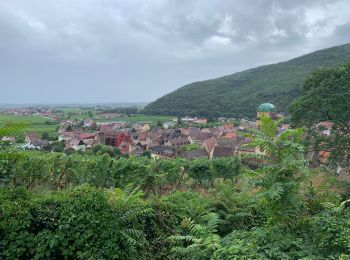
<box><xmin>169</xmin><ymin>235</ymin><xmax>200</xmax><ymax>243</ymax></box>
<box><xmin>205</xmin><ymin>213</ymin><xmax>219</xmax><ymax>233</ymax></box>
<box><xmin>240</xmin><ymin>128</ymin><xmax>271</xmax><ymax>141</ymax></box>
<box><xmin>240</xmin><ymin>152</ymin><xmax>269</xmax><ymax>162</ymax></box>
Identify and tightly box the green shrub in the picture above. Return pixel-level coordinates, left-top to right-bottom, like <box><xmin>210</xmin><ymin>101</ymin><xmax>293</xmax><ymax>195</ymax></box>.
<box><xmin>310</xmin><ymin>207</ymin><xmax>350</xmax><ymax>258</ymax></box>
<box><xmin>213</xmin><ymin>227</ymin><xmax>315</xmax><ymax>259</ymax></box>
<box><xmin>0</xmin><ymin>185</ymin><xmax>153</xmax><ymax>259</ymax></box>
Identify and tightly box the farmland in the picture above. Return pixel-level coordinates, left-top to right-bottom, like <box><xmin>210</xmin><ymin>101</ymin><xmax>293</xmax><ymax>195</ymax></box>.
<box><xmin>97</xmin><ymin>114</ymin><xmax>174</xmax><ymax>123</ymax></box>
<box><xmin>0</xmin><ymin>110</ymin><xmax>173</xmax><ymax>141</ymax></box>
<box><xmin>0</xmin><ymin>114</ymin><xmax>58</xmax><ymax>139</ymax></box>
<box><xmin>54</xmin><ymin>107</ymin><xmax>174</xmax><ymax>123</ymax></box>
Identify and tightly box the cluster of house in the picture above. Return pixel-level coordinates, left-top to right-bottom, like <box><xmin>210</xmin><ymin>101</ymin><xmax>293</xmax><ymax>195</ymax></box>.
<box><xmin>22</xmin><ymin>133</ymin><xmax>50</xmax><ymax>150</ymax></box>
<box><xmin>51</xmin><ymin>103</ymin><xmax>289</xmax><ymax>159</ymax></box>
<box><xmin>181</xmin><ymin>116</ymin><xmax>208</xmax><ymax>124</ymax></box>
<box><xmin>96</xmin><ymin>112</ymin><xmax>126</xmax><ymax>119</ymax></box>
<box><xmin>56</xmin><ymin>120</ymin><xmax>151</xmax><ymax>152</ymax></box>
<box><xmin>57</xmin><ymin>122</ymin><xmax>260</xmax><ymax>159</ymax></box>
<box><xmin>58</xmin><ymin>130</ymin><xmax>96</xmax><ymax>150</ymax></box>
<box><xmin>1</xmin><ymin>102</ymin><xmax>346</xmax><ymax>174</ymax></box>
<box><xmin>3</xmin><ymin>103</ymin><xmax>293</xmax><ymax>160</ymax></box>
<box><xmin>2</xmin><ymin>108</ymin><xmax>41</xmax><ymax>116</ymax></box>
<box><xmin>2</xmin><ymin>107</ymin><xmax>60</xmax><ymax>121</ymax></box>
<box><xmin>16</xmin><ymin>102</ymin><xmax>338</xmax><ymax>166</ymax></box>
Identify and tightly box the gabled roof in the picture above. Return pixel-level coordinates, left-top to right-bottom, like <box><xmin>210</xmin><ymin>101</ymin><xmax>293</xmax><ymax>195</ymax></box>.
<box><xmin>202</xmin><ymin>137</ymin><xmax>217</xmax><ymax>154</ymax></box>
<box><xmin>197</xmin><ymin>132</ymin><xmax>213</xmax><ymax>141</ymax></box>
<box><xmin>168</xmin><ymin>137</ymin><xmax>190</xmax><ymax>146</ymax></box>
<box><xmin>26</xmin><ymin>133</ymin><xmax>39</xmax><ymax>143</ymax></box>
<box><xmin>83</xmin><ymin>139</ymin><xmax>94</xmax><ymax>146</ymax></box>
<box><xmin>148</xmin><ymin>141</ymin><xmax>160</xmax><ymax>148</ymax></box>
<box><xmin>99</xmin><ymin>125</ymin><xmax>114</xmax><ymax>132</ymax></box>
<box><xmin>222</xmin><ymin>132</ymin><xmax>236</xmax><ymax>139</ymax></box>
<box><xmin>180</xmin><ymin>149</ymin><xmax>208</xmax><ymax>159</ymax></box>
<box><xmin>181</xmin><ymin>128</ymin><xmax>190</xmax><ymax>136</ymax></box>
<box><xmin>140</xmin><ymin>140</ymin><xmax>152</xmax><ymax>146</ymax></box>
<box><xmin>68</xmin><ymin>139</ymin><xmax>83</xmax><ymax>146</ymax></box>
<box><xmin>78</xmin><ymin>133</ymin><xmax>96</xmax><ymax>140</ymax></box>
<box><xmin>189</xmin><ymin>127</ymin><xmax>201</xmax><ymax>136</ymax></box>
<box><xmin>212</xmin><ymin>146</ymin><xmax>235</xmax><ymax>158</ymax></box>
<box><xmin>217</xmin><ymin>139</ymin><xmax>238</xmax><ymax>148</ymax></box>
<box><xmin>139</xmin><ymin>132</ymin><xmax>147</xmax><ymax>140</ymax></box>
<box><xmin>151</xmin><ymin>146</ymin><xmax>177</xmax><ymax>155</ymax></box>
<box><xmin>1</xmin><ymin>136</ymin><xmax>16</xmax><ymax>142</ymax></box>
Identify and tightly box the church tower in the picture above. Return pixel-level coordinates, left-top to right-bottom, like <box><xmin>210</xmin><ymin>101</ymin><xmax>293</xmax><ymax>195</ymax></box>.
<box><xmin>256</xmin><ymin>102</ymin><xmax>276</xmax><ymax>127</ymax></box>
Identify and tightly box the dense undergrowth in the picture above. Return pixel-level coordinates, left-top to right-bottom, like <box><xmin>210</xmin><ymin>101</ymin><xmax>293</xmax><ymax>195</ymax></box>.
<box><xmin>1</xmin><ymin>178</ymin><xmax>349</xmax><ymax>259</ymax></box>
<box><xmin>1</xmin><ymin>118</ymin><xmax>350</xmax><ymax>259</ymax></box>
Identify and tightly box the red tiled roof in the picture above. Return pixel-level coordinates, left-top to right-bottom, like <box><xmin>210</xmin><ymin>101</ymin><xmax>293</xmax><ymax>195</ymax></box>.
<box><xmin>318</xmin><ymin>151</ymin><xmax>330</xmax><ymax>163</ymax></box>
<box><xmin>203</xmin><ymin>137</ymin><xmax>217</xmax><ymax>154</ymax></box>
<box><xmin>26</xmin><ymin>133</ymin><xmax>39</xmax><ymax>142</ymax></box>
<box><xmin>83</xmin><ymin>139</ymin><xmax>94</xmax><ymax>146</ymax></box>
<box><xmin>78</xmin><ymin>133</ymin><xmax>96</xmax><ymax>140</ymax></box>
<box><xmin>99</xmin><ymin>125</ymin><xmax>114</xmax><ymax>132</ymax></box>
<box><xmin>224</xmin><ymin>124</ymin><xmax>234</xmax><ymax>130</ymax></box>
<box><xmin>139</xmin><ymin>132</ymin><xmax>147</xmax><ymax>140</ymax></box>
<box><xmin>222</xmin><ymin>132</ymin><xmax>236</xmax><ymax>139</ymax></box>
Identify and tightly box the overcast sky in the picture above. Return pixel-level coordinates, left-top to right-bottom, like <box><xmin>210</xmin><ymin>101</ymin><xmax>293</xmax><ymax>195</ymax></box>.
<box><xmin>1</xmin><ymin>0</ymin><xmax>350</xmax><ymax>104</ymax></box>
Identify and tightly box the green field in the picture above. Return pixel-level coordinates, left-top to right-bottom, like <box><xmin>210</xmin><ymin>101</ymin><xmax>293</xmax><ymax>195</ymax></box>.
<box><xmin>97</xmin><ymin>114</ymin><xmax>174</xmax><ymax>123</ymax></box>
<box><xmin>0</xmin><ymin>113</ymin><xmax>173</xmax><ymax>140</ymax></box>
<box><xmin>57</xmin><ymin>107</ymin><xmax>173</xmax><ymax>123</ymax></box>
<box><xmin>0</xmin><ymin>114</ymin><xmax>58</xmax><ymax>139</ymax></box>
<box><xmin>55</xmin><ymin>107</ymin><xmax>95</xmax><ymax>120</ymax></box>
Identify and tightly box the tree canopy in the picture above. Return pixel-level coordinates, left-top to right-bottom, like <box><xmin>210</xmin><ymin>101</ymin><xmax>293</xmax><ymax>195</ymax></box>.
<box><xmin>289</xmin><ymin>61</ymin><xmax>350</xmax><ymax>167</ymax></box>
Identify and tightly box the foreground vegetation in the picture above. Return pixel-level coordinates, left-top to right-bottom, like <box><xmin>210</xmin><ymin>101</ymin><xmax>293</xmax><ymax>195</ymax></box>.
<box><xmin>2</xmin><ymin>180</ymin><xmax>348</xmax><ymax>259</ymax></box>
<box><xmin>1</xmin><ymin>117</ymin><xmax>349</xmax><ymax>259</ymax></box>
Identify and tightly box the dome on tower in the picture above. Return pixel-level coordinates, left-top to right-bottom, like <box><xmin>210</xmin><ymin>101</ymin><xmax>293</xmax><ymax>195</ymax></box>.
<box><xmin>257</xmin><ymin>103</ymin><xmax>275</xmax><ymax>112</ymax></box>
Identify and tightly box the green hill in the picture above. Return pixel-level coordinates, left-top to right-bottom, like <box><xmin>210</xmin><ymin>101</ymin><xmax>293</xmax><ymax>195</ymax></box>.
<box><xmin>144</xmin><ymin>43</ymin><xmax>350</xmax><ymax>118</ymax></box>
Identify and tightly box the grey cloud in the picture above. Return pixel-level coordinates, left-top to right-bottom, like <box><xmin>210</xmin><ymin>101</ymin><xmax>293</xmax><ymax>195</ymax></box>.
<box><xmin>0</xmin><ymin>0</ymin><xmax>349</xmax><ymax>104</ymax></box>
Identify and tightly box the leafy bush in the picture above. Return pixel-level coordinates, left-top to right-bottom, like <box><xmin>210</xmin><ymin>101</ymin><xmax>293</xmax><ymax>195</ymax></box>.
<box><xmin>0</xmin><ymin>185</ymin><xmax>153</xmax><ymax>259</ymax></box>
<box><xmin>170</xmin><ymin>213</ymin><xmax>221</xmax><ymax>260</ymax></box>
<box><xmin>213</xmin><ymin>227</ymin><xmax>315</xmax><ymax>259</ymax></box>
<box><xmin>156</xmin><ymin>191</ymin><xmax>215</xmax><ymax>226</ymax></box>
<box><xmin>310</xmin><ymin>206</ymin><xmax>350</xmax><ymax>258</ymax></box>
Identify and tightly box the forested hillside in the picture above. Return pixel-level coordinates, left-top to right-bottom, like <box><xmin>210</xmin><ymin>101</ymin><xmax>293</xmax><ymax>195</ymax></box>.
<box><xmin>144</xmin><ymin>43</ymin><xmax>350</xmax><ymax>118</ymax></box>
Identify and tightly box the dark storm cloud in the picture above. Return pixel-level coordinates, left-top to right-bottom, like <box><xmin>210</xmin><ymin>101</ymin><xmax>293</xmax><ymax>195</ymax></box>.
<box><xmin>0</xmin><ymin>0</ymin><xmax>350</xmax><ymax>104</ymax></box>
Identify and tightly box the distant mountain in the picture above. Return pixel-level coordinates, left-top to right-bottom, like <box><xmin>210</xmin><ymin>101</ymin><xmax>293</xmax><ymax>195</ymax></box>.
<box><xmin>144</xmin><ymin>43</ymin><xmax>350</xmax><ymax>118</ymax></box>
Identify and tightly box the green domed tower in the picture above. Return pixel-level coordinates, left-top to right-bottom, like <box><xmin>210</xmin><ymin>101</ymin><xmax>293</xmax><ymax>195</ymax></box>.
<box><xmin>257</xmin><ymin>103</ymin><xmax>276</xmax><ymax>127</ymax></box>
<box><xmin>257</xmin><ymin>103</ymin><xmax>275</xmax><ymax>113</ymax></box>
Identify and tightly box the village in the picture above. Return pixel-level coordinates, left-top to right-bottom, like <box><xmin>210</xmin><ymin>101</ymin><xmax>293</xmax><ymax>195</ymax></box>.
<box><xmin>1</xmin><ymin>102</ymin><xmax>335</xmax><ymax>164</ymax></box>
<box><xmin>0</xmin><ymin>103</ymin><xmax>302</xmax><ymax>160</ymax></box>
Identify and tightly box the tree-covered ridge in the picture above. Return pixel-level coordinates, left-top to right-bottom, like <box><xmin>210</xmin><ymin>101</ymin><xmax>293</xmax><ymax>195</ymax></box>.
<box><xmin>144</xmin><ymin>43</ymin><xmax>350</xmax><ymax>118</ymax></box>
